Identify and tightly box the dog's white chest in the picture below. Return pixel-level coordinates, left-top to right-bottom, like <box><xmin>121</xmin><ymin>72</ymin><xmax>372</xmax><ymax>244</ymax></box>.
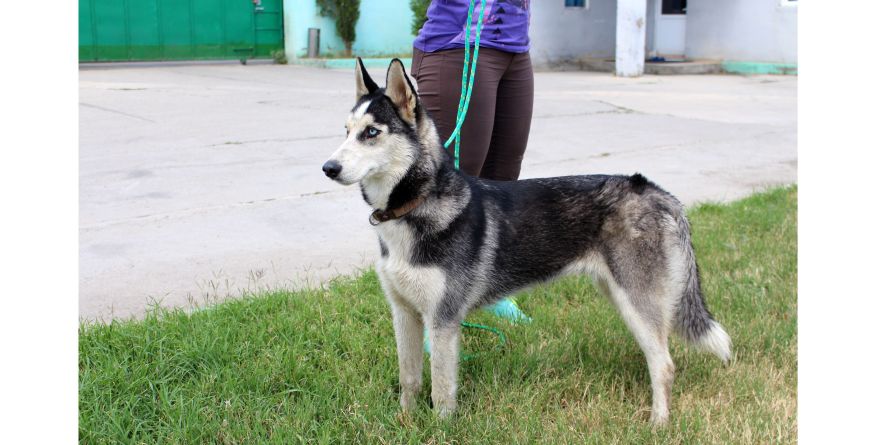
<box><xmin>375</xmin><ymin>222</ymin><xmax>445</xmax><ymax>314</ymax></box>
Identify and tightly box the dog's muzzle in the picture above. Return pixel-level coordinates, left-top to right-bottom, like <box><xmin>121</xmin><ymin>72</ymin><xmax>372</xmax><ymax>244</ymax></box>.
<box><xmin>322</xmin><ymin>160</ymin><xmax>342</xmax><ymax>179</ymax></box>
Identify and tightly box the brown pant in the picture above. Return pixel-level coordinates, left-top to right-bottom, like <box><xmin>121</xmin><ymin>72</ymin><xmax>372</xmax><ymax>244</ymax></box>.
<box><xmin>411</xmin><ymin>47</ymin><xmax>534</xmax><ymax>181</ymax></box>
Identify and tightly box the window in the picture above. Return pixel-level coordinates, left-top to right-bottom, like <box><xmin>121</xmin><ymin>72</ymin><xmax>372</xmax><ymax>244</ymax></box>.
<box><xmin>565</xmin><ymin>0</ymin><xmax>586</xmax><ymax>7</ymax></box>
<box><xmin>662</xmin><ymin>0</ymin><xmax>687</xmax><ymax>15</ymax></box>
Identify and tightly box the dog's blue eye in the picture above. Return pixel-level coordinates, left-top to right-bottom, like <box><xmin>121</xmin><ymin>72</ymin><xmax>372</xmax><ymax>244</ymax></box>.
<box><xmin>366</xmin><ymin>127</ymin><xmax>380</xmax><ymax>138</ymax></box>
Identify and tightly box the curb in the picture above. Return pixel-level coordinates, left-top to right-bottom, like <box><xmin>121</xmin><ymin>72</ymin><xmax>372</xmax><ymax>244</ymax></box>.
<box><xmin>290</xmin><ymin>57</ymin><xmax>412</xmax><ymax>70</ymax></box>
<box><xmin>721</xmin><ymin>61</ymin><xmax>798</xmax><ymax>75</ymax></box>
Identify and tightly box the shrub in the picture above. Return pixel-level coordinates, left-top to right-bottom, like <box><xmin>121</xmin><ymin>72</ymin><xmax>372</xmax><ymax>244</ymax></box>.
<box><xmin>410</xmin><ymin>0</ymin><xmax>432</xmax><ymax>35</ymax></box>
<box><xmin>271</xmin><ymin>49</ymin><xmax>287</xmax><ymax>64</ymax></box>
<box><xmin>316</xmin><ymin>0</ymin><xmax>361</xmax><ymax>57</ymax></box>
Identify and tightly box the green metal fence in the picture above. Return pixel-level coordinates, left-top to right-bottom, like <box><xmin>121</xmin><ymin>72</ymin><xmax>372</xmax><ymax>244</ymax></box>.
<box><xmin>79</xmin><ymin>0</ymin><xmax>283</xmax><ymax>62</ymax></box>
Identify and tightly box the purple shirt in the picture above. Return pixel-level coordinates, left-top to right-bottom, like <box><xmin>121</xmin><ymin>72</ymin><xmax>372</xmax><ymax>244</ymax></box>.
<box><xmin>414</xmin><ymin>0</ymin><xmax>531</xmax><ymax>54</ymax></box>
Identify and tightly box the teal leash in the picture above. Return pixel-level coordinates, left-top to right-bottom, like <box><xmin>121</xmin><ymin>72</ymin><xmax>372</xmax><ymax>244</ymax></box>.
<box><xmin>459</xmin><ymin>322</ymin><xmax>506</xmax><ymax>362</ymax></box>
<box><xmin>442</xmin><ymin>0</ymin><xmax>487</xmax><ymax>170</ymax></box>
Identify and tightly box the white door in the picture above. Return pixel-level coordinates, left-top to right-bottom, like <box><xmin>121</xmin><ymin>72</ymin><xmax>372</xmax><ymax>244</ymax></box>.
<box><xmin>653</xmin><ymin>0</ymin><xmax>686</xmax><ymax>57</ymax></box>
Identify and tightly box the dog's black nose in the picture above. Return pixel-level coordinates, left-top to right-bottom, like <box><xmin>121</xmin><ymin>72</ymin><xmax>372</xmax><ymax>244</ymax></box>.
<box><xmin>322</xmin><ymin>160</ymin><xmax>342</xmax><ymax>179</ymax></box>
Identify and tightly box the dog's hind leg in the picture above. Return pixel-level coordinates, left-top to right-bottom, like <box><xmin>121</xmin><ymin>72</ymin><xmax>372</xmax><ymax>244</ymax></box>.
<box><xmin>598</xmin><ymin>277</ymin><xmax>675</xmax><ymax>425</ymax></box>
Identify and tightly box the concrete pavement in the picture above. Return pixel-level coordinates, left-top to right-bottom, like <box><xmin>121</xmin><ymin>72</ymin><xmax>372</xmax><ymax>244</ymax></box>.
<box><xmin>79</xmin><ymin>62</ymin><xmax>796</xmax><ymax>320</ymax></box>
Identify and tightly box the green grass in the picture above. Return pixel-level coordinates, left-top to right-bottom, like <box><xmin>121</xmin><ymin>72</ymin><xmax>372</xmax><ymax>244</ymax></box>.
<box><xmin>80</xmin><ymin>186</ymin><xmax>797</xmax><ymax>444</ymax></box>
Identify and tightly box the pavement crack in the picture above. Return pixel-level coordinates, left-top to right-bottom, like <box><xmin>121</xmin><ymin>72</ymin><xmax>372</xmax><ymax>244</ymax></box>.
<box><xmin>79</xmin><ymin>102</ymin><xmax>157</xmax><ymax>123</ymax></box>
<box><xmin>534</xmin><ymin>100</ymin><xmax>644</xmax><ymax>119</ymax></box>
<box><xmin>594</xmin><ymin>100</ymin><xmax>643</xmax><ymax>114</ymax></box>
<box><xmin>168</xmin><ymin>69</ymin><xmax>291</xmax><ymax>87</ymax></box>
<box><xmin>209</xmin><ymin>134</ymin><xmax>340</xmax><ymax>147</ymax></box>
<box><xmin>526</xmin><ymin>129</ymin><xmax>784</xmax><ymax>168</ymax></box>
<box><xmin>80</xmin><ymin>188</ymin><xmax>353</xmax><ymax>231</ymax></box>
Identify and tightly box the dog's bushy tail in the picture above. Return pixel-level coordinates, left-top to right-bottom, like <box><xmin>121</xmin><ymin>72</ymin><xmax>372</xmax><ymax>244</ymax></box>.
<box><xmin>675</xmin><ymin>214</ymin><xmax>732</xmax><ymax>363</ymax></box>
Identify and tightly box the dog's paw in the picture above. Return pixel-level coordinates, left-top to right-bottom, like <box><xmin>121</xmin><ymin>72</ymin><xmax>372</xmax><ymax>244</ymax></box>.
<box><xmin>434</xmin><ymin>400</ymin><xmax>457</xmax><ymax>419</ymax></box>
<box><xmin>436</xmin><ymin>405</ymin><xmax>456</xmax><ymax>419</ymax></box>
<box><xmin>649</xmin><ymin>411</ymin><xmax>669</xmax><ymax>427</ymax></box>
<box><xmin>399</xmin><ymin>392</ymin><xmax>418</xmax><ymax>411</ymax></box>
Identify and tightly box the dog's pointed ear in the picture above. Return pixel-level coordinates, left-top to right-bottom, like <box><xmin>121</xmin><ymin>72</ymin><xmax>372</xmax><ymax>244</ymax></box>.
<box><xmin>355</xmin><ymin>57</ymin><xmax>379</xmax><ymax>100</ymax></box>
<box><xmin>384</xmin><ymin>59</ymin><xmax>418</xmax><ymax>125</ymax></box>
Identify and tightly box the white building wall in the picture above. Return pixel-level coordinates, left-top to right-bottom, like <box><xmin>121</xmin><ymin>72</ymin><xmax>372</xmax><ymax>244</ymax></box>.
<box><xmin>529</xmin><ymin>0</ymin><xmax>616</xmax><ymax>66</ymax></box>
<box><xmin>685</xmin><ymin>0</ymin><xmax>797</xmax><ymax>64</ymax></box>
<box><xmin>283</xmin><ymin>0</ymin><xmax>415</xmax><ymax>60</ymax></box>
<box><xmin>644</xmin><ymin>0</ymin><xmax>656</xmax><ymax>57</ymax></box>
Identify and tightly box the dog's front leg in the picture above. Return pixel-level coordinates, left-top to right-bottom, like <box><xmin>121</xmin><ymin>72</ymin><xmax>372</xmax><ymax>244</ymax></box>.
<box><xmin>391</xmin><ymin>302</ymin><xmax>424</xmax><ymax>411</ymax></box>
<box><xmin>429</xmin><ymin>322</ymin><xmax>460</xmax><ymax>418</ymax></box>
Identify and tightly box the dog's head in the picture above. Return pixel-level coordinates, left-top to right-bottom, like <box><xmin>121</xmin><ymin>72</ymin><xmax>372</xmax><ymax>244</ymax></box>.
<box><xmin>322</xmin><ymin>58</ymin><xmax>422</xmax><ymax>186</ymax></box>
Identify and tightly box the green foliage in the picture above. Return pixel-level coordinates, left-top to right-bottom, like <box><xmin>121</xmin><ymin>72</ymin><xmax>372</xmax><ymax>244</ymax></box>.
<box><xmin>271</xmin><ymin>49</ymin><xmax>287</xmax><ymax>64</ymax></box>
<box><xmin>410</xmin><ymin>0</ymin><xmax>432</xmax><ymax>35</ymax></box>
<box><xmin>80</xmin><ymin>187</ymin><xmax>797</xmax><ymax>444</ymax></box>
<box><xmin>316</xmin><ymin>0</ymin><xmax>361</xmax><ymax>56</ymax></box>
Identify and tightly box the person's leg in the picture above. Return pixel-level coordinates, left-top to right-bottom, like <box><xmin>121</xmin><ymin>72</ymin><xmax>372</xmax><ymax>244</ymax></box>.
<box><xmin>479</xmin><ymin>51</ymin><xmax>534</xmax><ymax>181</ymax></box>
<box><xmin>411</xmin><ymin>47</ymin><xmax>508</xmax><ymax>176</ymax></box>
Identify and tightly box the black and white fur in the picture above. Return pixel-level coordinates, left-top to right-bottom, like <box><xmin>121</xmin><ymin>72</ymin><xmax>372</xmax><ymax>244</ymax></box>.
<box><xmin>322</xmin><ymin>58</ymin><xmax>731</xmax><ymax>425</ymax></box>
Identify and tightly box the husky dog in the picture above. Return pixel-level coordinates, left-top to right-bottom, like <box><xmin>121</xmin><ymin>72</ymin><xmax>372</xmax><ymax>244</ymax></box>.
<box><xmin>322</xmin><ymin>58</ymin><xmax>731</xmax><ymax>424</ymax></box>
